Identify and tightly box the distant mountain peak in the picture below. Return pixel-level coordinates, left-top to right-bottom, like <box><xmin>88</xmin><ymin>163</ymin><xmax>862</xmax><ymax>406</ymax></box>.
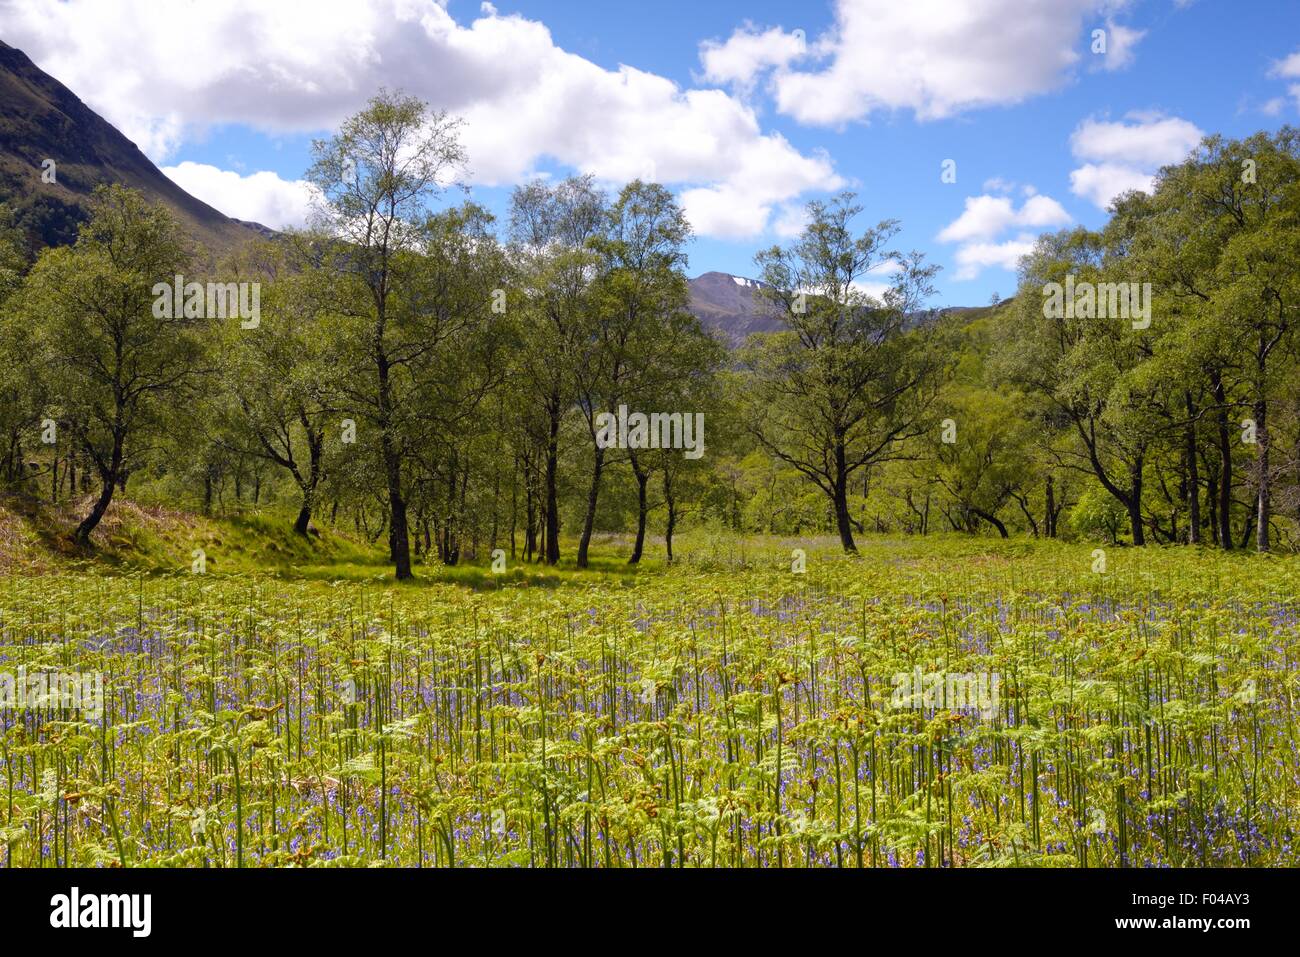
<box><xmin>688</xmin><ymin>269</ymin><xmax>1001</xmax><ymax>346</ymax></box>
<box><xmin>687</xmin><ymin>271</ymin><xmax>784</xmax><ymax>345</ymax></box>
<box><xmin>0</xmin><ymin>40</ymin><xmax>265</xmax><ymax>256</ymax></box>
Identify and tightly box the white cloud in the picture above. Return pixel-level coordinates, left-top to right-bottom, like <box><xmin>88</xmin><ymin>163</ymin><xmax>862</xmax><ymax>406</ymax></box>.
<box><xmin>938</xmin><ymin>194</ymin><xmax>1070</xmax><ymax>244</ymax></box>
<box><xmin>1268</xmin><ymin>48</ymin><xmax>1300</xmax><ymax>111</ymax></box>
<box><xmin>678</xmin><ymin>185</ymin><xmax>771</xmax><ymax>241</ymax></box>
<box><xmin>0</xmin><ymin>0</ymin><xmax>841</xmax><ymax>240</ymax></box>
<box><xmin>1095</xmin><ymin>19</ymin><xmax>1146</xmax><ymax>72</ymax></box>
<box><xmin>699</xmin><ymin>24</ymin><xmax>806</xmax><ymax>89</ymax></box>
<box><xmin>937</xmin><ymin>191</ymin><xmax>1069</xmax><ymax>279</ymax></box>
<box><xmin>672</xmin><ymin>130</ymin><xmax>841</xmax><ymax>239</ymax></box>
<box><xmin>1069</xmin><ymin>113</ymin><xmax>1203</xmax><ymax>167</ymax></box>
<box><xmin>1272</xmin><ymin>50</ymin><xmax>1300</xmax><ymax>79</ymax></box>
<box><xmin>1261</xmin><ymin>97</ymin><xmax>1288</xmax><ymax>117</ymax></box>
<box><xmin>1067</xmin><ymin>112</ymin><xmax>1203</xmax><ymax>209</ymax></box>
<box><xmin>162</xmin><ymin>163</ymin><xmax>318</xmax><ymax>230</ymax></box>
<box><xmin>848</xmin><ymin>259</ymin><xmax>902</xmax><ymax>300</ymax></box>
<box><xmin>951</xmin><ymin>235</ymin><xmax>1037</xmax><ymax>281</ymax></box>
<box><xmin>772</xmin><ymin>202</ymin><xmax>811</xmax><ymax>238</ymax></box>
<box><xmin>706</xmin><ymin>0</ymin><xmax>1138</xmax><ymax>126</ymax></box>
<box><xmin>1068</xmin><ymin>163</ymin><xmax>1153</xmax><ymax>209</ymax></box>
<box><xmin>850</xmin><ymin>280</ymin><xmax>893</xmax><ymax>301</ymax></box>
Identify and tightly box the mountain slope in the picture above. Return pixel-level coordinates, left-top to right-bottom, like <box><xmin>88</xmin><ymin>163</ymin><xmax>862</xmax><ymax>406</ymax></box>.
<box><xmin>687</xmin><ymin>271</ymin><xmax>785</xmax><ymax>345</ymax></box>
<box><xmin>688</xmin><ymin>271</ymin><xmax>1003</xmax><ymax>347</ymax></box>
<box><xmin>0</xmin><ymin>39</ymin><xmax>267</xmax><ymax>255</ymax></box>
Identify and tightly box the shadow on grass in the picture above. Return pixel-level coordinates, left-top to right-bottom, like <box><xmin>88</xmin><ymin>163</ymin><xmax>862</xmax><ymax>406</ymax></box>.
<box><xmin>1</xmin><ymin>496</ymin><xmax>675</xmax><ymax>591</ymax></box>
<box><xmin>281</xmin><ymin>550</ymin><xmax>659</xmax><ymax>590</ymax></box>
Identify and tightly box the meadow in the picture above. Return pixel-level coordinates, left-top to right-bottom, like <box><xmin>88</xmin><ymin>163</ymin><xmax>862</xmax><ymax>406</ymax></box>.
<box><xmin>0</xmin><ymin>533</ymin><xmax>1295</xmax><ymax>869</ymax></box>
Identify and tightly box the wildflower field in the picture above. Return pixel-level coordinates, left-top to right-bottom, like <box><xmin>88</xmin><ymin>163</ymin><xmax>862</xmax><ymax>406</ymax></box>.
<box><xmin>1</xmin><ymin>536</ymin><xmax>1296</xmax><ymax>869</ymax></box>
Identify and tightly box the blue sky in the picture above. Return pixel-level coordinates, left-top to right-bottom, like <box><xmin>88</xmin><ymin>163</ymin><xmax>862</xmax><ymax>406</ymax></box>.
<box><xmin>3</xmin><ymin>0</ymin><xmax>1298</xmax><ymax>305</ymax></box>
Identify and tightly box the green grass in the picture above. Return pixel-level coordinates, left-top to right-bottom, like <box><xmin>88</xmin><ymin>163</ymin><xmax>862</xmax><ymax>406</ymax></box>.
<box><xmin>0</xmin><ymin>494</ymin><xmax>381</xmax><ymax>577</ymax></box>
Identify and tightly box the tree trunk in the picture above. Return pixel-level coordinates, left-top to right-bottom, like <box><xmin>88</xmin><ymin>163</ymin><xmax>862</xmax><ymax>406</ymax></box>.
<box><xmin>510</xmin><ymin>454</ymin><xmax>521</xmax><ymax>560</ymax></box>
<box><xmin>382</xmin><ymin>442</ymin><xmax>412</xmax><ymax>580</ymax></box>
<box><xmin>972</xmin><ymin>506</ymin><xmax>1009</xmax><ymax>538</ymax></box>
<box><xmin>292</xmin><ymin>424</ymin><xmax>324</xmax><ymax>537</ymax></box>
<box><xmin>628</xmin><ymin>453</ymin><xmax>649</xmax><ymax>565</ymax></box>
<box><xmin>1045</xmin><ymin>475</ymin><xmax>1057</xmax><ymax>538</ymax></box>
<box><xmin>1184</xmin><ymin>392</ymin><xmax>1201</xmax><ymax>545</ymax></box>
<box><xmin>74</xmin><ymin>438</ymin><xmax>122</xmax><ymax>547</ymax></box>
<box><xmin>489</xmin><ymin>464</ymin><xmax>501</xmax><ymax>553</ymax></box>
<box><xmin>1205</xmin><ymin>460</ymin><xmax>1219</xmax><ymax>546</ymax></box>
<box><xmin>664</xmin><ymin>471</ymin><xmax>677</xmax><ymax>564</ymax></box>
<box><xmin>832</xmin><ymin>441</ymin><xmax>857</xmax><ymax>553</ymax></box>
<box><xmin>1254</xmin><ymin>398</ymin><xmax>1270</xmax><ymax>553</ymax></box>
<box><xmin>1014</xmin><ymin>494</ymin><xmax>1038</xmax><ymax>537</ymax></box>
<box><xmin>544</xmin><ymin>400</ymin><xmax>561</xmax><ymax>566</ymax></box>
<box><xmin>1213</xmin><ymin>371</ymin><xmax>1233</xmax><ymax>550</ymax></box>
<box><xmin>524</xmin><ymin>474</ymin><xmax>537</xmax><ymax>562</ymax></box>
<box><xmin>376</xmin><ymin>344</ymin><xmax>413</xmax><ymax>578</ymax></box>
<box><xmin>75</xmin><ymin>477</ymin><xmax>115</xmax><ymax>547</ymax></box>
<box><xmin>293</xmin><ymin>495</ymin><xmax>313</xmax><ymax>536</ymax></box>
<box><xmin>833</xmin><ymin>487</ymin><xmax>857</xmax><ymax>551</ymax></box>
<box><xmin>1127</xmin><ymin>462</ymin><xmax>1145</xmax><ymax>546</ymax></box>
<box><xmin>576</xmin><ymin>445</ymin><xmax>605</xmax><ymax>569</ymax></box>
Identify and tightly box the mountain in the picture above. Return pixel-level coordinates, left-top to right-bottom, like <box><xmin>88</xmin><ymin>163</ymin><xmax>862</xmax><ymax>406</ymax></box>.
<box><xmin>689</xmin><ymin>270</ymin><xmax>1003</xmax><ymax>345</ymax></box>
<box><xmin>1</xmin><ymin>38</ymin><xmax>991</xmax><ymax>331</ymax></box>
<box><xmin>0</xmin><ymin>39</ymin><xmax>267</xmax><ymax>256</ymax></box>
<box><xmin>687</xmin><ymin>271</ymin><xmax>785</xmax><ymax>345</ymax></box>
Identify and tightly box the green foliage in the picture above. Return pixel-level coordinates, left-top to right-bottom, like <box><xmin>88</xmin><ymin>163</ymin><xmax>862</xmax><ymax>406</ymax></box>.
<box><xmin>1069</xmin><ymin>486</ymin><xmax>1127</xmax><ymax>543</ymax></box>
<box><xmin>741</xmin><ymin>192</ymin><xmax>942</xmax><ymax>553</ymax></box>
<box><xmin>1</xmin><ymin>534</ymin><xmax>1294</xmax><ymax>868</ymax></box>
<box><xmin>4</xmin><ymin>116</ymin><xmax>1300</xmax><ymax>580</ymax></box>
<box><xmin>11</xmin><ymin>185</ymin><xmax>205</xmax><ymax>543</ymax></box>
